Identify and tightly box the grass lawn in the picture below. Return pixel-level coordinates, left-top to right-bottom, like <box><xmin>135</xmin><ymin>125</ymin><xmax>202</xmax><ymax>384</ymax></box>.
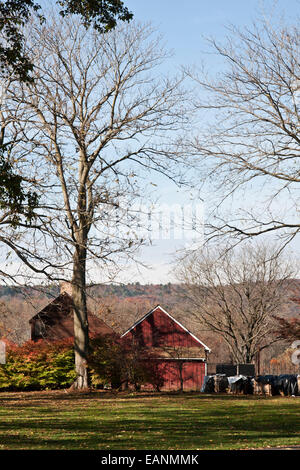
<box><xmin>0</xmin><ymin>390</ymin><xmax>299</xmax><ymax>450</ymax></box>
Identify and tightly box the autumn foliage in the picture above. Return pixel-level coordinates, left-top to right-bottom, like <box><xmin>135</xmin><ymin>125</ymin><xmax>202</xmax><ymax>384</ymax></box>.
<box><xmin>0</xmin><ymin>335</ymin><xmax>165</xmax><ymax>392</ymax></box>
<box><xmin>274</xmin><ymin>316</ymin><xmax>300</xmax><ymax>341</ymax></box>
<box><xmin>0</xmin><ymin>339</ymin><xmax>76</xmax><ymax>391</ymax></box>
<box><xmin>88</xmin><ymin>335</ymin><xmax>164</xmax><ymax>391</ymax></box>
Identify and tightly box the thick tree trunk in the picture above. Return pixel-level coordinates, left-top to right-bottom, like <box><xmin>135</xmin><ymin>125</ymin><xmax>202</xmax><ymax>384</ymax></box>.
<box><xmin>72</xmin><ymin>246</ymin><xmax>89</xmax><ymax>390</ymax></box>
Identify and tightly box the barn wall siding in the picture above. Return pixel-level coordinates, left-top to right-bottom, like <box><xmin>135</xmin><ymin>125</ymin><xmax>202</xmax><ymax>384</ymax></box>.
<box><xmin>123</xmin><ymin>306</ymin><xmax>209</xmax><ymax>391</ymax></box>
<box><xmin>157</xmin><ymin>360</ymin><xmax>206</xmax><ymax>391</ymax></box>
<box><xmin>126</xmin><ymin>308</ymin><xmax>206</xmax><ymax>350</ymax></box>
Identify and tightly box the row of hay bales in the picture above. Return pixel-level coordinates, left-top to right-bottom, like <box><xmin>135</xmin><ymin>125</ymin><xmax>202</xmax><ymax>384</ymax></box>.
<box><xmin>201</xmin><ymin>374</ymin><xmax>300</xmax><ymax>396</ymax></box>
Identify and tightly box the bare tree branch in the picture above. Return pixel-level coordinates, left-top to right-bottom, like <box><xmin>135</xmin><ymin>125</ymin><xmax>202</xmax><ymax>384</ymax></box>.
<box><xmin>0</xmin><ymin>15</ymin><xmax>194</xmax><ymax>388</ymax></box>
<box><xmin>176</xmin><ymin>242</ymin><xmax>298</xmax><ymax>363</ymax></box>
<box><xmin>188</xmin><ymin>15</ymin><xmax>300</xmax><ymax>245</ymax></box>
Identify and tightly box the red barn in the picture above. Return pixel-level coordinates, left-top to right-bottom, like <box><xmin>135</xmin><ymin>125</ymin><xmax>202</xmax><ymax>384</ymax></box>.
<box><xmin>121</xmin><ymin>305</ymin><xmax>211</xmax><ymax>391</ymax></box>
<box><xmin>29</xmin><ymin>283</ymin><xmax>114</xmax><ymax>342</ymax></box>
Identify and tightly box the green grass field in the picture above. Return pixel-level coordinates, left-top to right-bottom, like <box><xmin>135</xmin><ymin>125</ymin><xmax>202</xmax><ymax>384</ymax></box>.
<box><xmin>0</xmin><ymin>391</ymin><xmax>299</xmax><ymax>450</ymax></box>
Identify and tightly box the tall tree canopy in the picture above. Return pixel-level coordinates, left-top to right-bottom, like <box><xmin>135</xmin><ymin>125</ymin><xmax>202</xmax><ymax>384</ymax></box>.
<box><xmin>189</xmin><ymin>15</ymin><xmax>300</xmax><ymax>248</ymax></box>
<box><xmin>176</xmin><ymin>243</ymin><xmax>296</xmax><ymax>363</ymax></box>
<box><xmin>0</xmin><ymin>0</ymin><xmax>133</xmax><ymax>81</ymax></box>
<box><xmin>0</xmin><ymin>14</ymin><xmax>193</xmax><ymax>387</ymax></box>
<box><xmin>0</xmin><ymin>0</ymin><xmax>133</xmax><ymax>220</ymax></box>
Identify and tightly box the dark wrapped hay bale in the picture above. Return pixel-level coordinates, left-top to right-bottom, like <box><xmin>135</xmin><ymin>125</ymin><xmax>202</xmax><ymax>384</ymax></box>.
<box><xmin>214</xmin><ymin>374</ymin><xmax>228</xmax><ymax>393</ymax></box>
<box><xmin>227</xmin><ymin>375</ymin><xmax>252</xmax><ymax>394</ymax></box>
<box><xmin>277</xmin><ymin>375</ymin><xmax>298</xmax><ymax>396</ymax></box>
<box><xmin>253</xmin><ymin>375</ymin><xmax>279</xmax><ymax>396</ymax></box>
<box><xmin>201</xmin><ymin>375</ymin><xmax>215</xmax><ymax>393</ymax></box>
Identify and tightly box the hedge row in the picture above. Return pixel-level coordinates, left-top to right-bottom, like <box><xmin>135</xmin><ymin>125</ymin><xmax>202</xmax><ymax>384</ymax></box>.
<box><xmin>0</xmin><ymin>335</ymin><xmax>164</xmax><ymax>391</ymax></box>
<box><xmin>0</xmin><ymin>339</ymin><xmax>76</xmax><ymax>391</ymax></box>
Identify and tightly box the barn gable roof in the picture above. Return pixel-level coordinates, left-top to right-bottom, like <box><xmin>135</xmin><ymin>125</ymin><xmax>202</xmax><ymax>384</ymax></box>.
<box><xmin>29</xmin><ymin>292</ymin><xmax>114</xmax><ymax>340</ymax></box>
<box><xmin>121</xmin><ymin>304</ymin><xmax>211</xmax><ymax>352</ymax></box>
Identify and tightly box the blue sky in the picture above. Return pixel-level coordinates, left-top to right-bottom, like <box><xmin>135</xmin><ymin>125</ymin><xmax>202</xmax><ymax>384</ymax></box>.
<box><xmin>5</xmin><ymin>1</ymin><xmax>298</xmax><ymax>286</ymax></box>
<box><xmin>116</xmin><ymin>0</ymin><xmax>300</xmax><ymax>284</ymax></box>
<box><xmin>125</xmin><ymin>0</ymin><xmax>299</xmax><ymax>70</ymax></box>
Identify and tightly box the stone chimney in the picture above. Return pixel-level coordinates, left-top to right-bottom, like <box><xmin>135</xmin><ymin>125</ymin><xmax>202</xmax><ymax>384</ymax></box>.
<box><xmin>59</xmin><ymin>281</ymin><xmax>73</xmax><ymax>297</ymax></box>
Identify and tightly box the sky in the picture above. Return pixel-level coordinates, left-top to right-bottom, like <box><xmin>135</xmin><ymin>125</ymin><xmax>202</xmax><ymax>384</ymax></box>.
<box><xmin>113</xmin><ymin>0</ymin><xmax>300</xmax><ymax>284</ymax></box>
<box><xmin>2</xmin><ymin>0</ymin><xmax>300</xmax><ymax>287</ymax></box>
<box><xmin>125</xmin><ymin>0</ymin><xmax>299</xmax><ymax>69</ymax></box>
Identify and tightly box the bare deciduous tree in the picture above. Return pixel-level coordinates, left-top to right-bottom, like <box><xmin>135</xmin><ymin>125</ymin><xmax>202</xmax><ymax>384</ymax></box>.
<box><xmin>189</xmin><ymin>14</ymin><xmax>300</xmax><ymax>247</ymax></box>
<box><xmin>0</xmin><ymin>15</ymin><xmax>194</xmax><ymax>388</ymax></box>
<box><xmin>176</xmin><ymin>243</ymin><xmax>296</xmax><ymax>363</ymax></box>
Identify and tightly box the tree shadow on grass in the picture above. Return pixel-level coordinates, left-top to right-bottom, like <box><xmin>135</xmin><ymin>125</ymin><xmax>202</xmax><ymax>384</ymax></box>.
<box><xmin>0</xmin><ymin>394</ymin><xmax>299</xmax><ymax>450</ymax></box>
<box><xmin>0</xmin><ymin>412</ymin><xmax>298</xmax><ymax>450</ymax></box>
<box><xmin>0</xmin><ymin>390</ymin><xmax>292</xmax><ymax>412</ymax></box>
<box><xmin>0</xmin><ymin>389</ymin><xmax>279</xmax><ymax>403</ymax></box>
